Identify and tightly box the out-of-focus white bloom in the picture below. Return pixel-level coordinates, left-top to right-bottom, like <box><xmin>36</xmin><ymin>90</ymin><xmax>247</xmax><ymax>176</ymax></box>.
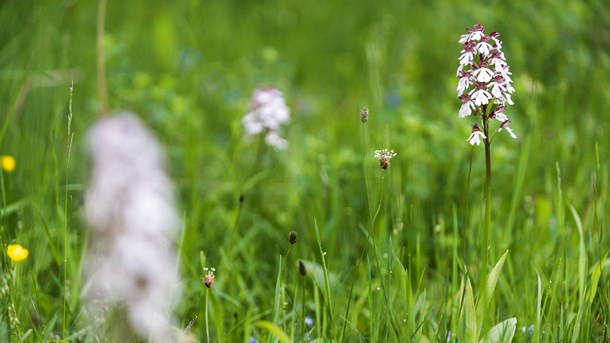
<box><xmin>83</xmin><ymin>112</ymin><xmax>181</xmax><ymax>343</ymax></box>
<box><xmin>242</xmin><ymin>87</ymin><xmax>290</xmax><ymax>149</ymax></box>
<box><xmin>467</xmin><ymin>124</ymin><xmax>486</xmax><ymax>146</ymax></box>
<box><xmin>265</xmin><ymin>131</ymin><xmax>288</xmax><ymax>150</ymax></box>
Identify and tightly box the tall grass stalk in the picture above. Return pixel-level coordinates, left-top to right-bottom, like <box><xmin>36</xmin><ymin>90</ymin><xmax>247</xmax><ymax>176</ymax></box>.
<box><xmin>360</xmin><ymin>112</ymin><xmax>372</xmax><ymax>225</ymax></box>
<box><xmin>61</xmin><ymin>81</ymin><xmax>74</xmax><ymax>339</ymax></box>
<box><xmin>96</xmin><ymin>0</ymin><xmax>108</xmax><ymax>116</ymax></box>
<box><xmin>205</xmin><ymin>288</ymin><xmax>210</xmax><ymax>343</ymax></box>
<box><xmin>313</xmin><ymin>220</ymin><xmax>334</xmax><ymax>331</ymax></box>
<box><xmin>272</xmin><ymin>241</ymin><xmax>294</xmax><ymax>337</ymax></box>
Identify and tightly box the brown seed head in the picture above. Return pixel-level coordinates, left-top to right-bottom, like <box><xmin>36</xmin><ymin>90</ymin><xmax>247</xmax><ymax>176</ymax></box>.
<box><xmin>202</xmin><ymin>267</ymin><xmax>216</xmax><ymax>288</ymax></box>
<box><xmin>298</xmin><ymin>260</ymin><xmax>307</xmax><ymax>276</ymax></box>
<box><xmin>379</xmin><ymin>159</ymin><xmax>389</xmax><ymax>170</ymax></box>
<box><xmin>360</xmin><ymin>107</ymin><xmax>369</xmax><ymax>123</ymax></box>
<box><xmin>289</xmin><ymin>231</ymin><xmax>297</xmax><ymax>245</ymax></box>
<box><xmin>203</xmin><ymin>274</ymin><xmax>214</xmax><ymax>288</ymax></box>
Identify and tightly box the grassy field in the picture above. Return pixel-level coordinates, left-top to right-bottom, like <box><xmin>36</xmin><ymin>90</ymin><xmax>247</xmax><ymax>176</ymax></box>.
<box><xmin>1</xmin><ymin>0</ymin><xmax>609</xmax><ymax>342</ymax></box>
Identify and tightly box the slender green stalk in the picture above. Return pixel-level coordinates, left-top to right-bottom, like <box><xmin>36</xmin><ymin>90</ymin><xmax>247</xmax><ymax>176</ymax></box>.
<box><xmin>272</xmin><ymin>245</ymin><xmax>293</xmax><ymax>334</ymax></box>
<box><xmin>227</xmin><ymin>195</ymin><xmax>244</xmax><ymax>295</ymax></box>
<box><xmin>205</xmin><ymin>288</ymin><xmax>210</xmax><ymax>343</ymax></box>
<box><xmin>62</xmin><ymin>82</ymin><xmax>74</xmax><ymax>339</ymax></box>
<box><xmin>314</xmin><ymin>221</ymin><xmax>334</xmax><ymax>328</ymax></box>
<box><xmin>301</xmin><ymin>269</ymin><xmax>306</xmax><ymax>340</ymax></box>
<box><xmin>96</xmin><ymin>0</ymin><xmax>108</xmax><ymax>116</ymax></box>
<box><xmin>0</xmin><ymin>163</ymin><xmax>6</xmax><ymax>246</ymax></box>
<box><xmin>372</xmin><ymin>175</ymin><xmax>384</xmax><ymax>230</ymax></box>
<box><xmin>361</xmin><ymin>121</ymin><xmax>372</xmax><ymax>225</ymax></box>
<box><xmin>465</xmin><ymin>147</ymin><xmax>474</xmax><ymax>231</ymax></box>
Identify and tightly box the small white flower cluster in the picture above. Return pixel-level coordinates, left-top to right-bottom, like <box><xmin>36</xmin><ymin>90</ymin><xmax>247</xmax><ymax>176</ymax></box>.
<box><xmin>457</xmin><ymin>24</ymin><xmax>516</xmax><ymax>144</ymax></box>
<box><xmin>374</xmin><ymin>149</ymin><xmax>397</xmax><ymax>170</ymax></box>
<box><xmin>242</xmin><ymin>87</ymin><xmax>290</xmax><ymax>149</ymax></box>
<box><xmin>374</xmin><ymin>149</ymin><xmax>397</xmax><ymax>161</ymax></box>
<box><xmin>202</xmin><ymin>267</ymin><xmax>216</xmax><ymax>288</ymax></box>
<box><xmin>83</xmin><ymin>113</ymin><xmax>181</xmax><ymax>343</ymax></box>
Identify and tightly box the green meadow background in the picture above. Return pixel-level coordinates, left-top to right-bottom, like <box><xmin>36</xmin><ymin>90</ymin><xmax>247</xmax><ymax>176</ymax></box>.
<box><xmin>1</xmin><ymin>0</ymin><xmax>609</xmax><ymax>342</ymax></box>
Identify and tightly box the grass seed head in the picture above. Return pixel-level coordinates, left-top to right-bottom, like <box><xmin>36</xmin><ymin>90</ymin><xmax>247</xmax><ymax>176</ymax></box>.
<box><xmin>289</xmin><ymin>231</ymin><xmax>297</xmax><ymax>245</ymax></box>
<box><xmin>360</xmin><ymin>107</ymin><xmax>369</xmax><ymax>123</ymax></box>
<box><xmin>298</xmin><ymin>260</ymin><xmax>307</xmax><ymax>276</ymax></box>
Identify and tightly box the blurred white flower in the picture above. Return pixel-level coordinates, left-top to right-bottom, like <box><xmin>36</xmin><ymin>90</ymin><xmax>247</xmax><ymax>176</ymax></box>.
<box><xmin>83</xmin><ymin>112</ymin><xmax>181</xmax><ymax>343</ymax></box>
<box><xmin>242</xmin><ymin>87</ymin><xmax>290</xmax><ymax>149</ymax></box>
<box><xmin>265</xmin><ymin>131</ymin><xmax>288</xmax><ymax>150</ymax></box>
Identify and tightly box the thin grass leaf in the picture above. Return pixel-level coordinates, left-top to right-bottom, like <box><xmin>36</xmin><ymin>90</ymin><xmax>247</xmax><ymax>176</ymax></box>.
<box><xmin>534</xmin><ymin>270</ymin><xmax>542</xmax><ymax>343</ymax></box>
<box><xmin>299</xmin><ymin>260</ymin><xmax>339</xmax><ymax>294</ymax></box>
<box><xmin>0</xmin><ymin>198</ymin><xmax>32</xmax><ymax>219</ymax></box>
<box><xmin>568</xmin><ymin>203</ymin><xmax>586</xmax><ymax>300</ymax></box>
<box><xmin>314</xmin><ymin>219</ymin><xmax>334</xmax><ymax>327</ymax></box>
<box><xmin>570</xmin><ymin>253</ymin><xmax>609</xmax><ymax>343</ymax></box>
<box><xmin>255</xmin><ymin>321</ymin><xmax>292</xmax><ymax>343</ymax></box>
<box><xmin>476</xmin><ymin>250</ymin><xmax>509</xmax><ymax>333</ymax></box>
<box><xmin>272</xmin><ymin>255</ymin><xmax>284</xmax><ymax>329</ymax></box>
<box><xmin>588</xmin><ymin>253</ymin><xmax>608</xmax><ymax>304</ymax></box>
<box><xmin>460</xmin><ymin>277</ymin><xmax>477</xmax><ymax>342</ymax></box>
<box><xmin>34</xmin><ymin>205</ymin><xmax>61</xmax><ymax>265</ymax></box>
<box><xmin>20</xmin><ymin>329</ymin><xmax>32</xmax><ymax>342</ymax></box>
<box><xmin>479</xmin><ymin>317</ymin><xmax>516</xmax><ymax>343</ymax></box>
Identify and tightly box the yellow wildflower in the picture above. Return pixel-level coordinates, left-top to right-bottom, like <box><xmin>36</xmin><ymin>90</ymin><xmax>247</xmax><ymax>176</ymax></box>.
<box><xmin>7</xmin><ymin>244</ymin><xmax>29</xmax><ymax>263</ymax></box>
<box><xmin>1</xmin><ymin>155</ymin><xmax>16</xmax><ymax>172</ymax></box>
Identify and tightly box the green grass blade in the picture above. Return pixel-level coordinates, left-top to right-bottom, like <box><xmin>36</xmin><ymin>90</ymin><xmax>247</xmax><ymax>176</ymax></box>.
<box><xmin>272</xmin><ymin>254</ymin><xmax>284</xmax><ymax>331</ymax></box>
<box><xmin>568</xmin><ymin>203</ymin><xmax>586</xmax><ymax>300</ymax></box>
<box><xmin>460</xmin><ymin>277</ymin><xmax>477</xmax><ymax>342</ymax></box>
<box><xmin>313</xmin><ymin>219</ymin><xmax>334</xmax><ymax>328</ymax></box>
<box><xmin>255</xmin><ymin>320</ymin><xmax>292</xmax><ymax>343</ymax></box>
<box><xmin>479</xmin><ymin>317</ymin><xmax>516</xmax><ymax>343</ymax></box>
<box><xmin>476</xmin><ymin>250</ymin><xmax>509</xmax><ymax>334</ymax></box>
<box><xmin>588</xmin><ymin>253</ymin><xmax>608</xmax><ymax>303</ymax></box>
